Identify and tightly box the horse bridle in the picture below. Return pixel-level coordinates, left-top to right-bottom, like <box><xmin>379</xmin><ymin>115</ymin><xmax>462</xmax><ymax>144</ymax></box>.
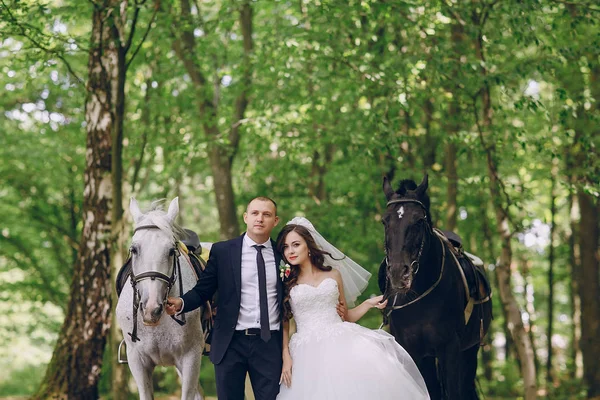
<box><xmin>383</xmin><ymin>198</ymin><xmax>445</xmax><ymax>318</ymax></box>
<box><xmin>384</xmin><ymin>198</ymin><xmax>429</xmax><ymax>278</ymax></box>
<box><xmin>128</xmin><ymin>224</ymin><xmax>186</xmax><ymax>343</ymax></box>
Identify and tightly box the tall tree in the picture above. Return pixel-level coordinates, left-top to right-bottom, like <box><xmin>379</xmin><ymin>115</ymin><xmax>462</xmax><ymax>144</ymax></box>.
<box><xmin>576</xmin><ymin>26</ymin><xmax>600</xmax><ymax>399</ymax></box>
<box><xmin>34</xmin><ymin>1</ymin><xmax>122</xmax><ymax>397</ymax></box>
<box><xmin>546</xmin><ymin>160</ymin><xmax>558</xmax><ymax>386</ymax></box>
<box><xmin>443</xmin><ymin>22</ymin><xmax>465</xmax><ymax>232</ymax></box>
<box><xmin>575</xmin><ymin>184</ymin><xmax>600</xmax><ymax>397</ymax></box>
<box><xmin>554</xmin><ymin>5</ymin><xmax>600</xmax><ymax>395</ymax></box>
<box><xmin>107</xmin><ymin>2</ymin><xmax>159</xmax><ymax>398</ymax></box>
<box><xmin>467</xmin><ymin>2</ymin><xmax>538</xmax><ymax>397</ymax></box>
<box><xmin>172</xmin><ymin>0</ymin><xmax>254</xmax><ymax>239</ymax></box>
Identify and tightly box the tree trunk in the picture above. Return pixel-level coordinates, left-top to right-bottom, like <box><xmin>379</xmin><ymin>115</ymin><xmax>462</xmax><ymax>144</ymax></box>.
<box><xmin>566</xmin><ymin>39</ymin><xmax>600</xmax><ymax>395</ymax></box>
<box><xmin>68</xmin><ymin>168</ymin><xmax>79</xmax><ymax>266</ymax></box>
<box><xmin>468</xmin><ymin>222</ymin><xmax>495</xmax><ymax>381</ymax></box>
<box><xmin>444</xmin><ymin>107</ymin><xmax>458</xmax><ymax>232</ymax></box>
<box><xmin>520</xmin><ymin>256</ymin><xmax>540</xmax><ymax>385</ymax></box>
<box><xmin>400</xmin><ymin>104</ymin><xmax>416</xmax><ymax>170</ymax></box>
<box><xmin>579</xmin><ymin>45</ymin><xmax>600</xmax><ymax>400</ymax></box>
<box><xmin>422</xmin><ymin>97</ymin><xmax>436</xmax><ymax>171</ymax></box>
<box><xmin>109</xmin><ymin>15</ymin><xmax>132</xmax><ymax>399</ymax></box>
<box><xmin>473</xmin><ymin>20</ymin><xmax>537</xmax><ymax>398</ymax></box>
<box><xmin>309</xmin><ymin>146</ymin><xmax>335</xmax><ymax>203</ymax></box>
<box><xmin>484</xmin><ymin>155</ymin><xmax>537</xmax><ymax>399</ymax></box>
<box><xmin>546</xmin><ymin>162</ymin><xmax>557</xmax><ymax>387</ymax></box>
<box><xmin>209</xmin><ymin>145</ymin><xmax>240</xmax><ymax>239</ymax></box>
<box><xmin>443</xmin><ymin>22</ymin><xmax>465</xmax><ymax>232</ymax></box>
<box><xmin>34</xmin><ymin>3</ymin><xmax>119</xmax><ymax>398</ymax></box>
<box><xmin>567</xmin><ymin>186</ymin><xmax>583</xmax><ymax>380</ymax></box>
<box><xmin>576</xmin><ymin>189</ymin><xmax>600</xmax><ymax>397</ymax></box>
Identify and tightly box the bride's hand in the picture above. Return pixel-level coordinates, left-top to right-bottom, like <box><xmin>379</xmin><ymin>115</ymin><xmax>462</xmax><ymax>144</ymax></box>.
<box><xmin>365</xmin><ymin>295</ymin><xmax>388</xmax><ymax>309</ymax></box>
<box><xmin>336</xmin><ymin>300</ymin><xmax>348</xmax><ymax>321</ymax></box>
<box><xmin>280</xmin><ymin>354</ymin><xmax>293</xmax><ymax>388</ymax></box>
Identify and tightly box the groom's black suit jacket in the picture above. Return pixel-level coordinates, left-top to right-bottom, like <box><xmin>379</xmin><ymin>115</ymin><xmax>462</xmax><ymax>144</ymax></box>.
<box><xmin>181</xmin><ymin>233</ymin><xmax>284</xmax><ymax>365</ymax></box>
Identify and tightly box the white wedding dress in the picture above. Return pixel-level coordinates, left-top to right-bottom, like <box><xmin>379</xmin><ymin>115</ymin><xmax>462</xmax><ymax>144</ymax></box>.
<box><xmin>277</xmin><ymin>277</ymin><xmax>430</xmax><ymax>399</ymax></box>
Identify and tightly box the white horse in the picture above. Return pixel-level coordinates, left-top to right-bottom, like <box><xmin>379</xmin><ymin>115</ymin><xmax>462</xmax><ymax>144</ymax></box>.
<box><xmin>116</xmin><ymin>197</ymin><xmax>204</xmax><ymax>400</ymax></box>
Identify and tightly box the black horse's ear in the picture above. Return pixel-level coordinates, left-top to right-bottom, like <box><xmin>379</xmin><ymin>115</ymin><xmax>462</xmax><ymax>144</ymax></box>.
<box><xmin>416</xmin><ymin>174</ymin><xmax>429</xmax><ymax>196</ymax></box>
<box><xmin>383</xmin><ymin>175</ymin><xmax>394</xmax><ymax>200</ymax></box>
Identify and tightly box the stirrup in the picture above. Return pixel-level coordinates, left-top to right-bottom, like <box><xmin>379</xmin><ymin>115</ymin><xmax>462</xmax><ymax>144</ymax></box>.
<box><xmin>117</xmin><ymin>339</ymin><xmax>128</xmax><ymax>364</ymax></box>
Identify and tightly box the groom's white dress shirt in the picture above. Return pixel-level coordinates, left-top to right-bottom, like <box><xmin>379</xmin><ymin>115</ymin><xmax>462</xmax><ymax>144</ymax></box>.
<box><xmin>236</xmin><ymin>235</ymin><xmax>280</xmax><ymax>331</ymax></box>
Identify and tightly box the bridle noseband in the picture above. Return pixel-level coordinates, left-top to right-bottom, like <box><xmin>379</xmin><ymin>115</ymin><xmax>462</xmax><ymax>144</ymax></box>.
<box><xmin>128</xmin><ymin>224</ymin><xmax>186</xmax><ymax>342</ymax></box>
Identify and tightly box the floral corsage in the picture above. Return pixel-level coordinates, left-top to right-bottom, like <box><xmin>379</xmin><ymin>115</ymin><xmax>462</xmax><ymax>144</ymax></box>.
<box><xmin>279</xmin><ymin>260</ymin><xmax>291</xmax><ymax>281</ymax></box>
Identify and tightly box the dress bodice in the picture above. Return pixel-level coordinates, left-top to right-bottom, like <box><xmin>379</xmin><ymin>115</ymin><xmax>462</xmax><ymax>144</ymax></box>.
<box><xmin>289</xmin><ymin>277</ymin><xmax>343</xmax><ymax>334</ymax></box>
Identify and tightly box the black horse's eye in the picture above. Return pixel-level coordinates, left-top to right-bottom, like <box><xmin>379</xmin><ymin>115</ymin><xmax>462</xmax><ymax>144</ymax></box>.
<box><xmin>130</xmin><ymin>246</ymin><xmax>138</xmax><ymax>255</ymax></box>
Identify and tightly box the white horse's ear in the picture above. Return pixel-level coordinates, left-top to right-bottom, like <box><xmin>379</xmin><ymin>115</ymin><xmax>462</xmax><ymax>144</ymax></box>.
<box><xmin>166</xmin><ymin>197</ymin><xmax>179</xmax><ymax>223</ymax></box>
<box><xmin>130</xmin><ymin>197</ymin><xmax>144</xmax><ymax>223</ymax></box>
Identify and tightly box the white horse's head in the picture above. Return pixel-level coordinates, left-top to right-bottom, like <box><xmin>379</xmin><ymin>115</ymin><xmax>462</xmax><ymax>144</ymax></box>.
<box><xmin>129</xmin><ymin>197</ymin><xmax>180</xmax><ymax>326</ymax></box>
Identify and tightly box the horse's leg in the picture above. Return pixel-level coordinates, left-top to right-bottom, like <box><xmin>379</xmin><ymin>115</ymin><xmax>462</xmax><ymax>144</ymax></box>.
<box><xmin>127</xmin><ymin>352</ymin><xmax>155</xmax><ymax>400</ymax></box>
<box><xmin>439</xmin><ymin>334</ymin><xmax>461</xmax><ymax>399</ymax></box>
<box><xmin>418</xmin><ymin>356</ymin><xmax>442</xmax><ymax>400</ymax></box>
<box><xmin>461</xmin><ymin>345</ymin><xmax>480</xmax><ymax>400</ymax></box>
<box><xmin>176</xmin><ymin>348</ymin><xmax>203</xmax><ymax>400</ymax></box>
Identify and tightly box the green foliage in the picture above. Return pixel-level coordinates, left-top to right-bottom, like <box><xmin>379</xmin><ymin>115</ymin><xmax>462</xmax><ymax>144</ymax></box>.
<box><xmin>2</xmin><ymin>0</ymin><xmax>599</xmax><ymax>397</ymax></box>
<box><xmin>0</xmin><ymin>364</ymin><xmax>46</xmax><ymax>396</ymax></box>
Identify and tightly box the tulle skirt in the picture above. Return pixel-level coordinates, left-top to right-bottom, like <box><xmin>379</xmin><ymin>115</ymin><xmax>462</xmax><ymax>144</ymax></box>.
<box><xmin>277</xmin><ymin>322</ymin><xmax>430</xmax><ymax>399</ymax></box>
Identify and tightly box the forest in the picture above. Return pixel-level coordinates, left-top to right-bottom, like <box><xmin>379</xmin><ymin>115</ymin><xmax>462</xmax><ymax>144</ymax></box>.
<box><xmin>0</xmin><ymin>0</ymin><xmax>599</xmax><ymax>399</ymax></box>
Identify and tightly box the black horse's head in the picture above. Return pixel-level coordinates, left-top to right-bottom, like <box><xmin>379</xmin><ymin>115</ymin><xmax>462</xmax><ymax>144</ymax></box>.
<box><xmin>382</xmin><ymin>174</ymin><xmax>432</xmax><ymax>292</ymax></box>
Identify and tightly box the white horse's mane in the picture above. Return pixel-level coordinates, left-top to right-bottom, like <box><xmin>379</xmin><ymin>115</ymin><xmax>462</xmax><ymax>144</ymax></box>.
<box><xmin>137</xmin><ymin>200</ymin><xmax>184</xmax><ymax>240</ymax></box>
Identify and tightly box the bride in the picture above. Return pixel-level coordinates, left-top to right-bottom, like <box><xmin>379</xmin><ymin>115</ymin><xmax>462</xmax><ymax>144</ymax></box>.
<box><xmin>275</xmin><ymin>217</ymin><xmax>430</xmax><ymax>400</ymax></box>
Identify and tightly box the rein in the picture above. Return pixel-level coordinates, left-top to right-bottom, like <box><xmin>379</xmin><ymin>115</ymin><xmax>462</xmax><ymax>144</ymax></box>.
<box><xmin>384</xmin><ymin>233</ymin><xmax>446</xmax><ymax>319</ymax></box>
<box><xmin>128</xmin><ymin>224</ymin><xmax>186</xmax><ymax>343</ymax></box>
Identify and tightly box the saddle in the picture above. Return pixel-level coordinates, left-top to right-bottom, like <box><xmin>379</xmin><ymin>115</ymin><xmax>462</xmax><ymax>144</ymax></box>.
<box><xmin>116</xmin><ymin>229</ymin><xmax>205</xmax><ymax>297</ymax></box>
<box><xmin>182</xmin><ymin>228</ymin><xmax>202</xmax><ymax>255</ymax></box>
<box><xmin>441</xmin><ymin>230</ymin><xmax>492</xmax><ymax>303</ymax></box>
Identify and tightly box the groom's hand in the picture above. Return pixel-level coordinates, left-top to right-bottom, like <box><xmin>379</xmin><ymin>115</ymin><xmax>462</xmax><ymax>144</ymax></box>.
<box><xmin>166</xmin><ymin>297</ymin><xmax>183</xmax><ymax>315</ymax></box>
<box><xmin>336</xmin><ymin>300</ymin><xmax>348</xmax><ymax>321</ymax></box>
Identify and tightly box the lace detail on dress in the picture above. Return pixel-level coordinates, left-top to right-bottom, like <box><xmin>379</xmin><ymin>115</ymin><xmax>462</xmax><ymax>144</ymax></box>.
<box><xmin>288</xmin><ymin>278</ymin><xmax>344</xmax><ymax>354</ymax></box>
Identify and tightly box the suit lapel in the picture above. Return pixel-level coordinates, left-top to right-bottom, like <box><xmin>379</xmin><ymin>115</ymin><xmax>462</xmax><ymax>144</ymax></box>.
<box><xmin>272</xmin><ymin>239</ymin><xmax>282</xmax><ymax>276</ymax></box>
<box><xmin>231</xmin><ymin>234</ymin><xmax>245</xmax><ymax>300</ymax></box>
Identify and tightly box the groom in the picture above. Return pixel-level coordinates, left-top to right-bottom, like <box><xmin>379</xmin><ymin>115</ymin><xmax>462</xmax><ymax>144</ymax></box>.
<box><xmin>166</xmin><ymin>196</ymin><xmax>284</xmax><ymax>400</ymax></box>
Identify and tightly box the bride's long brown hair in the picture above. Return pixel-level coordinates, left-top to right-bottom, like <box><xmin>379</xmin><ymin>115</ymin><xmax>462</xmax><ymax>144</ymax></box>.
<box><xmin>276</xmin><ymin>224</ymin><xmax>333</xmax><ymax>321</ymax></box>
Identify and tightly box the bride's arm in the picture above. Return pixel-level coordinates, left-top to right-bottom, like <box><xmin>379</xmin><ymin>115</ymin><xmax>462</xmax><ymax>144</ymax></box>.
<box><xmin>280</xmin><ymin>320</ymin><xmax>292</xmax><ymax>387</ymax></box>
<box><xmin>332</xmin><ymin>270</ymin><xmax>387</xmax><ymax>323</ymax></box>
<box><xmin>346</xmin><ymin>296</ymin><xmax>386</xmax><ymax>322</ymax></box>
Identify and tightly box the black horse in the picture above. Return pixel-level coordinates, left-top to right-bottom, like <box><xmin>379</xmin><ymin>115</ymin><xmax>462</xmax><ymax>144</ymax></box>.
<box><xmin>378</xmin><ymin>175</ymin><xmax>493</xmax><ymax>400</ymax></box>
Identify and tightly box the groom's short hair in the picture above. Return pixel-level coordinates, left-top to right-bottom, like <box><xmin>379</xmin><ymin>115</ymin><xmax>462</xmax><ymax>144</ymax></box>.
<box><xmin>248</xmin><ymin>196</ymin><xmax>277</xmax><ymax>214</ymax></box>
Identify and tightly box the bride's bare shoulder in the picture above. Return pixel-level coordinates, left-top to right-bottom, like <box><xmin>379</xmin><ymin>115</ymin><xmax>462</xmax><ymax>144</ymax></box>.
<box><xmin>327</xmin><ymin>269</ymin><xmax>341</xmax><ymax>279</ymax></box>
<box><xmin>325</xmin><ymin>269</ymin><xmax>343</xmax><ymax>287</ymax></box>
